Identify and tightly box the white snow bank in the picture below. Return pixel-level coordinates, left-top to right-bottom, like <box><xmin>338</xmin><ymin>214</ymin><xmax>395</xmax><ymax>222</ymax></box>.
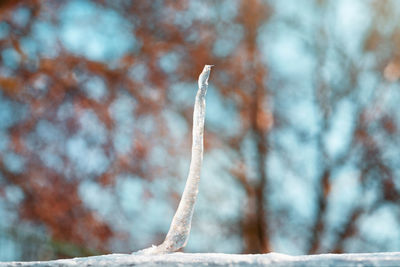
<box><xmin>2</xmin><ymin>252</ymin><xmax>400</xmax><ymax>266</ymax></box>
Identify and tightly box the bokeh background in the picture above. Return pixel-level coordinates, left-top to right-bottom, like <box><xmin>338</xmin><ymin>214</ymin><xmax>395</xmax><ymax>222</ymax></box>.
<box><xmin>1</xmin><ymin>0</ymin><xmax>400</xmax><ymax>261</ymax></box>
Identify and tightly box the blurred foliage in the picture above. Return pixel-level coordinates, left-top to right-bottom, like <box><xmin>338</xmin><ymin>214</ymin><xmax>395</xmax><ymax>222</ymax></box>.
<box><xmin>1</xmin><ymin>0</ymin><xmax>400</xmax><ymax>261</ymax></box>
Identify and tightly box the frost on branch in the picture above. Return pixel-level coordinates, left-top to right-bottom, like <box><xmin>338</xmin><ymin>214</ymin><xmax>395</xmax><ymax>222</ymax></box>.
<box><xmin>4</xmin><ymin>252</ymin><xmax>400</xmax><ymax>266</ymax></box>
<box><xmin>134</xmin><ymin>65</ymin><xmax>213</xmax><ymax>255</ymax></box>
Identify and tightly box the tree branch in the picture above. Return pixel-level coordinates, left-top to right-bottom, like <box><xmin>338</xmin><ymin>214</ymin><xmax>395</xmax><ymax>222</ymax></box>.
<box><xmin>135</xmin><ymin>65</ymin><xmax>213</xmax><ymax>254</ymax></box>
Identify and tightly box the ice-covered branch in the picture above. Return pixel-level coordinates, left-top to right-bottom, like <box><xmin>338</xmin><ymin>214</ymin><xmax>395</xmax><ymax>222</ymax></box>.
<box><xmin>135</xmin><ymin>65</ymin><xmax>213</xmax><ymax>254</ymax></box>
<box><xmin>5</xmin><ymin>252</ymin><xmax>400</xmax><ymax>266</ymax></box>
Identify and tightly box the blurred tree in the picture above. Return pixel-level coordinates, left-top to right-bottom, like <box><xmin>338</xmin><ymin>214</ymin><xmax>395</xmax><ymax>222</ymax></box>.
<box><xmin>1</xmin><ymin>0</ymin><xmax>400</xmax><ymax>261</ymax></box>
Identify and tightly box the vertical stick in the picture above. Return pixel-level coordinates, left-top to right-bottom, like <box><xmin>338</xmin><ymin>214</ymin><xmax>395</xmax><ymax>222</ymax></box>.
<box><xmin>136</xmin><ymin>65</ymin><xmax>213</xmax><ymax>254</ymax></box>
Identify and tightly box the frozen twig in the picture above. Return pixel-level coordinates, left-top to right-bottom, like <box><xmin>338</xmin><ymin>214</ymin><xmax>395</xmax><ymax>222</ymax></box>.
<box><xmin>135</xmin><ymin>65</ymin><xmax>213</xmax><ymax>254</ymax></box>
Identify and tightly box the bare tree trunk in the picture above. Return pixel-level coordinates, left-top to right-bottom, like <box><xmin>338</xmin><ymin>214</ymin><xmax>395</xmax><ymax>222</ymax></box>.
<box><xmin>135</xmin><ymin>65</ymin><xmax>213</xmax><ymax>254</ymax></box>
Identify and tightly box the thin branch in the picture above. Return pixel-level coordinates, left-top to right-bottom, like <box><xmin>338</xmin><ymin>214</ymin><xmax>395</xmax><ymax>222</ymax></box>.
<box><xmin>308</xmin><ymin>169</ymin><xmax>330</xmax><ymax>254</ymax></box>
<box><xmin>135</xmin><ymin>65</ymin><xmax>213</xmax><ymax>254</ymax></box>
<box><xmin>331</xmin><ymin>207</ymin><xmax>363</xmax><ymax>253</ymax></box>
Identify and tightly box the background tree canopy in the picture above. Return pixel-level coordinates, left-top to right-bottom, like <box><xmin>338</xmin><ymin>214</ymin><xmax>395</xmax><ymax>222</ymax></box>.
<box><xmin>1</xmin><ymin>0</ymin><xmax>400</xmax><ymax>261</ymax></box>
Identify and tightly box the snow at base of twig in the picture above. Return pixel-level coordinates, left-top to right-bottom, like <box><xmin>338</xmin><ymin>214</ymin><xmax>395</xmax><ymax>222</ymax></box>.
<box><xmin>2</xmin><ymin>252</ymin><xmax>400</xmax><ymax>267</ymax></box>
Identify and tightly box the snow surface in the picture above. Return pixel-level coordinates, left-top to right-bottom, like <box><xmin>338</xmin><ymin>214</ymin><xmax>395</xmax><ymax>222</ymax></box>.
<box><xmin>2</xmin><ymin>252</ymin><xmax>400</xmax><ymax>267</ymax></box>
